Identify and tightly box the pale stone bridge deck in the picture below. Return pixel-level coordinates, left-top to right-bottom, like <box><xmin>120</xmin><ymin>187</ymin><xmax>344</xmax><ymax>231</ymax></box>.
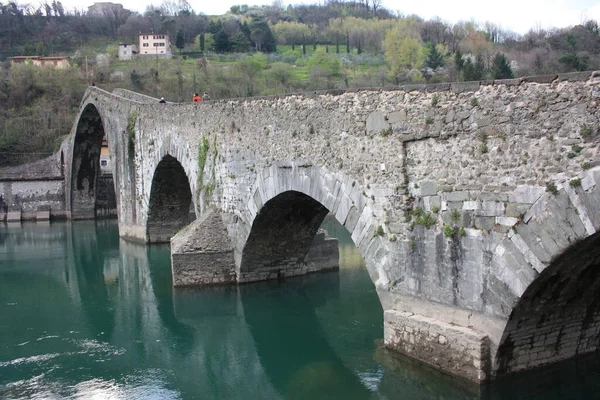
<box><xmin>7</xmin><ymin>72</ymin><xmax>600</xmax><ymax>383</ymax></box>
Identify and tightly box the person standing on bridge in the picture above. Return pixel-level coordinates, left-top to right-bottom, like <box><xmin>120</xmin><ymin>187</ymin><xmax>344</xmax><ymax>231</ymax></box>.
<box><xmin>192</xmin><ymin>93</ymin><xmax>203</xmax><ymax>102</ymax></box>
<box><xmin>202</xmin><ymin>92</ymin><xmax>210</xmax><ymax>101</ymax></box>
<box><xmin>159</xmin><ymin>97</ymin><xmax>166</xmax><ymax>103</ymax></box>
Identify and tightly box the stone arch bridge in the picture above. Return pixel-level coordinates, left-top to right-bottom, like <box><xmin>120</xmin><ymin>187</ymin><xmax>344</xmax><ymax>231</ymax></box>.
<box><xmin>62</xmin><ymin>72</ymin><xmax>600</xmax><ymax>383</ymax></box>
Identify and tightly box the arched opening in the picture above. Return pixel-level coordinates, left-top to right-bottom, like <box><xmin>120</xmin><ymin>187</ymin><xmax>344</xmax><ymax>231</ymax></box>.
<box><xmin>239</xmin><ymin>190</ymin><xmax>331</xmax><ymax>281</ymax></box>
<box><xmin>70</xmin><ymin>104</ymin><xmax>106</xmax><ymax>219</ymax></box>
<box><xmin>495</xmin><ymin>231</ymin><xmax>600</xmax><ymax>377</ymax></box>
<box><xmin>147</xmin><ymin>155</ymin><xmax>193</xmax><ymax>243</ymax></box>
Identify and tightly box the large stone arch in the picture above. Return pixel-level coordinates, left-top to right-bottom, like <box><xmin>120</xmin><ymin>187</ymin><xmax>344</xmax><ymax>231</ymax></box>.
<box><xmin>495</xmin><ymin>231</ymin><xmax>600</xmax><ymax>377</ymax></box>
<box><xmin>146</xmin><ymin>154</ymin><xmax>193</xmax><ymax>243</ymax></box>
<box><xmin>237</xmin><ymin>161</ymin><xmax>389</xmax><ymax>288</ymax></box>
<box><xmin>488</xmin><ymin>171</ymin><xmax>600</xmax><ymax>378</ymax></box>
<box><xmin>69</xmin><ymin>103</ymin><xmax>106</xmax><ymax>219</ymax></box>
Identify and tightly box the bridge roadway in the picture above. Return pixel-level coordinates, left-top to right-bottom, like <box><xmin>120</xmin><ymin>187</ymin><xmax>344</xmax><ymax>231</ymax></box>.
<box><xmin>56</xmin><ymin>71</ymin><xmax>600</xmax><ymax>382</ymax></box>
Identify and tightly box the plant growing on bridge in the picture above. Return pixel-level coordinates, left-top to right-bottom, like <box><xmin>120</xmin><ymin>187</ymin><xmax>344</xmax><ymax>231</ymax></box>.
<box><xmin>409</xmin><ymin>207</ymin><xmax>436</xmax><ymax>229</ymax></box>
<box><xmin>373</xmin><ymin>225</ymin><xmax>384</xmax><ymax>237</ymax></box>
<box><xmin>127</xmin><ymin>112</ymin><xmax>137</xmax><ymax>156</ymax></box>
<box><xmin>546</xmin><ymin>182</ymin><xmax>559</xmax><ymax>195</ymax></box>
<box><xmin>569</xmin><ymin>178</ymin><xmax>582</xmax><ymax>188</ymax></box>
<box><xmin>197</xmin><ymin>137</ymin><xmax>210</xmax><ymax>193</ymax></box>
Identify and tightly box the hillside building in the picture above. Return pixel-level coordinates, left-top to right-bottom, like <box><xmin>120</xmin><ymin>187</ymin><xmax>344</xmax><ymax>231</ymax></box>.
<box><xmin>10</xmin><ymin>56</ymin><xmax>71</xmax><ymax>69</ymax></box>
<box><xmin>138</xmin><ymin>34</ymin><xmax>172</xmax><ymax>57</ymax></box>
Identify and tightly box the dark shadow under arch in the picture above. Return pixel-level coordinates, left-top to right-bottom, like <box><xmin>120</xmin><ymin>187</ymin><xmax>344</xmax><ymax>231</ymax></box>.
<box><xmin>495</xmin><ymin>231</ymin><xmax>600</xmax><ymax>377</ymax></box>
<box><xmin>240</xmin><ymin>190</ymin><xmax>330</xmax><ymax>277</ymax></box>
<box><xmin>70</xmin><ymin>104</ymin><xmax>105</xmax><ymax>219</ymax></box>
<box><xmin>147</xmin><ymin>155</ymin><xmax>193</xmax><ymax>243</ymax></box>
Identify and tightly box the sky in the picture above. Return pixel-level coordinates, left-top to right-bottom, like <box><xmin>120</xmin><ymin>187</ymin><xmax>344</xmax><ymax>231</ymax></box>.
<box><xmin>65</xmin><ymin>0</ymin><xmax>600</xmax><ymax>35</ymax></box>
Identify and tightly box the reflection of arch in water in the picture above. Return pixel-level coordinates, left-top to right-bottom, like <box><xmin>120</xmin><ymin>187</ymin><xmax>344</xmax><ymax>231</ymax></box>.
<box><xmin>70</xmin><ymin>220</ymin><xmax>118</xmax><ymax>339</ymax></box>
<box><xmin>240</xmin><ymin>273</ymin><xmax>372</xmax><ymax>400</ymax></box>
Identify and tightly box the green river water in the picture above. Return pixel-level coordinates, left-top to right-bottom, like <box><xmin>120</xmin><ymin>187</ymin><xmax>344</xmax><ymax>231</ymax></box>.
<box><xmin>1</xmin><ymin>218</ymin><xmax>600</xmax><ymax>399</ymax></box>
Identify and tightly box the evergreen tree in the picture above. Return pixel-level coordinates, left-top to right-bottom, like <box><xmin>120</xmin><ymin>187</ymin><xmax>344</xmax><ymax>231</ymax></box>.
<box><xmin>462</xmin><ymin>58</ymin><xmax>474</xmax><ymax>80</ymax></box>
<box><xmin>175</xmin><ymin>30</ymin><xmax>185</xmax><ymax>52</ymax></box>
<box><xmin>491</xmin><ymin>53</ymin><xmax>514</xmax><ymax>79</ymax></box>
<box><xmin>473</xmin><ymin>53</ymin><xmax>485</xmax><ymax>80</ymax></box>
<box><xmin>199</xmin><ymin>33</ymin><xmax>205</xmax><ymax>52</ymax></box>
<box><xmin>454</xmin><ymin>49</ymin><xmax>464</xmax><ymax>72</ymax></box>
<box><xmin>213</xmin><ymin>28</ymin><xmax>230</xmax><ymax>53</ymax></box>
<box><xmin>425</xmin><ymin>42</ymin><xmax>444</xmax><ymax>69</ymax></box>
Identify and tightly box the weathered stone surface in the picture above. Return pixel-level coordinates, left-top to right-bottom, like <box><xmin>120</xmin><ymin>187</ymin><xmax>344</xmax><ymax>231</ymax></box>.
<box><xmin>384</xmin><ymin>310</ymin><xmax>491</xmax><ymax>382</ymax></box>
<box><xmin>5</xmin><ymin>74</ymin><xmax>599</xmax><ymax>384</ymax></box>
<box><xmin>171</xmin><ymin>209</ymin><xmax>235</xmax><ymax>287</ymax></box>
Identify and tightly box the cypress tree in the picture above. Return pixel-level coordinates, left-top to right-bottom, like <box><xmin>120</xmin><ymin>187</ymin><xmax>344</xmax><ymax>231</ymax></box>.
<box><xmin>454</xmin><ymin>49</ymin><xmax>464</xmax><ymax>72</ymax></box>
<box><xmin>425</xmin><ymin>42</ymin><xmax>444</xmax><ymax>69</ymax></box>
<box><xmin>492</xmin><ymin>53</ymin><xmax>514</xmax><ymax>79</ymax></box>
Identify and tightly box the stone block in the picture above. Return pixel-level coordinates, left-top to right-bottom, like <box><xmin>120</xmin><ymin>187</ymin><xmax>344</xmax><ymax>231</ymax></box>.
<box><xmin>508</xmin><ymin>186</ymin><xmax>545</xmax><ymax>204</ymax></box>
<box><xmin>480</xmin><ymin>201</ymin><xmax>506</xmax><ymax>217</ymax></box>
<box><xmin>506</xmin><ymin>203</ymin><xmax>530</xmax><ymax>218</ymax></box>
<box><xmin>475</xmin><ymin>216</ymin><xmax>495</xmax><ymax>231</ymax></box>
<box><xmin>463</xmin><ymin>200</ymin><xmax>480</xmax><ymax>211</ymax></box>
<box><xmin>6</xmin><ymin>211</ymin><xmax>21</xmax><ymax>223</ymax></box>
<box><xmin>36</xmin><ymin>210</ymin><xmax>50</xmax><ymax>221</ymax></box>
<box><xmin>388</xmin><ymin>110</ymin><xmax>407</xmax><ymax>124</ymax></box>
<box><xmin>451</xmin><ymin>81</ymin><xmax>480</xmax><ymax>93</ymax></box>
<box><xmin>419</xmin><ymin>181</ymin><xmax>437</xmax><ymax>196</ymax></box>
<box><xmin>366</xmin><ymin>110</ymin><xmax>390</xmax><ymax>135</ymax></box>
<box><xmin>445</xmin><ymin>191</ymin><xmax>469</xmax><ymax>202</ymax></box>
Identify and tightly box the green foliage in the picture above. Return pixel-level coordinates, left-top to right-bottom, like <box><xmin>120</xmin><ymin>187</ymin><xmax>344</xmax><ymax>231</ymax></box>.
<box><xmin>444</xmin><ymin>225</ymin><xmax>455</xmax><ymax>237</ymax></box>
<box><xmin>127</xmin><ymin>112</ymin><xmax>137</xmax><ymax>156</ymax></box>
<box><xmin>425</xmin><ymin>117</ymin><xmax>434</xmax><ymax>125</ymax></box>
<box><xmin>425</xmin><ymin>42</ymin><xmax>444</xmax><ymax>69</ymax></box>
<box><xmin>581</xmin><ymin>124</ymin><xmax>593</xmax><ymax>138</ymax></box>
<box><xmin>583</xmin><ymin>162</ymin><xmax>591</xmax><ymax>170</ymax></box>
<box><xmin>197</xmin><ymin>137</ymin><xmax>210</xmax><ymax>194</ymax></box>
<box><xmin>569</xmin><ymin>178</ymin><xmax>582</xmax><ymax>187</ymax></box>
<box><xmin>471</xmin><ymin>97</ymin><xmax>479</xmax><ymax>107</ymax></box>
<box><xmin>373</xmin><ymin>225</ymin><xmax>384</xmax><ymax>237</ymax></box>
<box><xmin>450</xmin><ymin>208</ymin><xmax>461</xmax><ymax>223</ymax></box>
<box><xmin>546</xmin><ymin>182</ymin><xmax>559</xmax><ymax>195</ymax></box>
<box><xmin>431</xmin><ymin>95</ymin><xmax>439</xmax><ymax>107</ymax></box>
<box><xmin>491</xmin><ymin>53</ymin><xmax>514</xmax><ymax>79</ymax></box>
<box><xmin>379</xmin><ymin>126</ymin><xmax>392</xmax><ymax>137</ymax></box>
<box><xmin>411</xmin><ymin>207</ymin><xmax>437</xmax><ymax>229</ymax></box>
<box><xmin>0</xmin><ymin>64</ymin><xmax>86</xmax><ymax>166</ymax></box>
<box><xmin>307</xmin><ymin>48</ymin><xmax>342</xmax><ymax>76</ymax></box>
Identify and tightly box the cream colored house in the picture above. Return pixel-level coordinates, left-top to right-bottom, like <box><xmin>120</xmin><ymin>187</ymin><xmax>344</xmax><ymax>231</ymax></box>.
<box><xmin>10</xmin><ymin>56</ymin><xmax>71</xmax><ymax>69</ymax></box>
<box><xmin>138</xmin><ymin>34</ymin><xmax>172</xmax><ymax>57</ymax></box>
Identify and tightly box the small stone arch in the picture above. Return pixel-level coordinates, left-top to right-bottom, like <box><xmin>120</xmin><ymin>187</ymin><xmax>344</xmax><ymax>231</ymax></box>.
<box><xmin>69</xmin><ymin>103</ymin><xmax>106</xmax><ymax>219</ymax></box>
<box><xmin>146</xmin><ymin>154</ymin><xmax>193</xmax><ymax>243</ymax></box>
<box><xmin>238</xmin><ymin>162</ymin><xmax>389</xmax><ymax>287</ymax></box>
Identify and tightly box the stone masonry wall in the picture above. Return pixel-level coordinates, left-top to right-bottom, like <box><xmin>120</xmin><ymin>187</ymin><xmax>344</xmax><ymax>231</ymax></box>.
<box><xmin>70</xmin><ymin>72</ymin><xmax>600</xmax><ymax>381</ymax></box>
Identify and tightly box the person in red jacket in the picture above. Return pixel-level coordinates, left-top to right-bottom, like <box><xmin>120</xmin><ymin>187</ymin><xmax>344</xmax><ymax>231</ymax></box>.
<box><xmin>192</xmin><ymin>93</ymin><xmax>203</xmax><ymax>102</ymax></box>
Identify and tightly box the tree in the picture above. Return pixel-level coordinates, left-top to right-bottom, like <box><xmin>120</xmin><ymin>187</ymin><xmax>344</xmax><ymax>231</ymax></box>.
<box><xmin>491</xmin><ymin>53</ymin><xmax>514</xmax><ymax>79</ymax></box>
<box><xmin>454</xmin><ymin>49</ymin><xmax>464</xmax><ymax>72</ymax></box>
<box><xmin>425</xmin><ymin>42</ymin><xmax>444</xmax><ymax>69</ymax></box>
<box><xmin>175</xmin><ymin>29</ymin><xmax>185</xmax><ymax>51</ymax></box>
<box><xmin>213</xmin><ymin>28</ymin><xmax>230</xmax><ymax>53</ymax></box>
<box><xmin>250</xmin><ymin>19</ymin><xmax>277</xmax><ymax>52</ymax></box>
<box><xmin>384</xmin><ymin>25</ymin><xmax>426</xmax><ymax>82</ymax></box>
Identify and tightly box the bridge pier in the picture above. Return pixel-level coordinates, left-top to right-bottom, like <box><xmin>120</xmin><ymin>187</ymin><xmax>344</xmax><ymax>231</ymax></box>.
<box><xmin>171</xmin><ymin>209</ymin><xmax>339</xmax><ymax>287</ymax></box>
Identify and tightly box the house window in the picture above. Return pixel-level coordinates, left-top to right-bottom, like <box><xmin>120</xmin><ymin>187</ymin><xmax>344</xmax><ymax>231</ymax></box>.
<box><xmin>101</xmin><ymin>160</ymin><xmax>108</xmax><ymax>167</ymax></box>
<box><xmin>143</xmin><ymin>35</ymin><xmax>148</xmax><ymax>39</ymax></box>
<box><xmin>143</xmin><ymin>43</ymin><xmax>149</xmax><ymax>47</ymax></box>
